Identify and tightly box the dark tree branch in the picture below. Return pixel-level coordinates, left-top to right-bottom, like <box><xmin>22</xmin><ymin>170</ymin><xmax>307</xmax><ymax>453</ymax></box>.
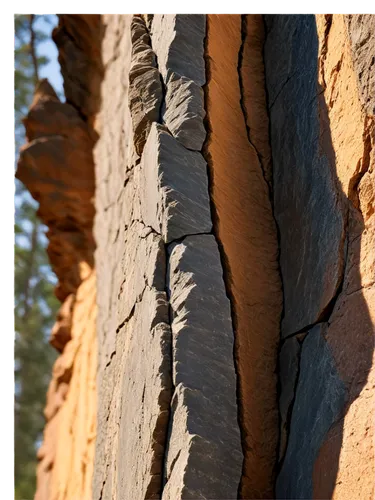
<box><xmin>29</xmin><ymin>14</ymin><xmax>39</xmax><ymax>84</ymax></box>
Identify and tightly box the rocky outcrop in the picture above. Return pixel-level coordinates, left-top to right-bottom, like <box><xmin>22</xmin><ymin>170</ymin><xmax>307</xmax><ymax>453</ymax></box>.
<box><xmin>17</xmin><ymin>80</ymin><xmax>95</xmax><ymax>302</ymax></box>
<box><xmin>16</xmin><ymin>14</ymin><xmax>102</xmax><ymax>500</ymax></box>
<box><xmin>17</xmin><ymin>13</ymin><xmax>375</xmax><ymax>500</ymax></box>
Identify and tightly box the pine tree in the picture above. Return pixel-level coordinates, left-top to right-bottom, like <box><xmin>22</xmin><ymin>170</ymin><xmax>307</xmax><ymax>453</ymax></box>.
<box><xmin>14</xmin><ymin>15</ymin><xmax>60</xmax><ymax>500</ymax></box>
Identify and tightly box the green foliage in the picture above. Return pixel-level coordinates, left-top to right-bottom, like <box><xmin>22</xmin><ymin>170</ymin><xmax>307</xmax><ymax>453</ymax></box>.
<box><xmin>14</xmin><ymin>14</ymin><xmax>60</xmax><ymax>500</ymax></box>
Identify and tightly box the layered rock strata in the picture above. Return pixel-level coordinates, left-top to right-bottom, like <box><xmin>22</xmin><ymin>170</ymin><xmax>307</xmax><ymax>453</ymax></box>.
<box><xmin>16</xmin><ymin>14</ymin><xmax>102</xmax><ymax>500</ymax></box>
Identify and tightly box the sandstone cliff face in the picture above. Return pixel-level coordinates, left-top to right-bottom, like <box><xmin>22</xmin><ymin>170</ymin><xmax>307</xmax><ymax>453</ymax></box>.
<box><xmin>16</xmin><ymin>13</ymin><xmax>374</xmax><ymax>500</ymax></box>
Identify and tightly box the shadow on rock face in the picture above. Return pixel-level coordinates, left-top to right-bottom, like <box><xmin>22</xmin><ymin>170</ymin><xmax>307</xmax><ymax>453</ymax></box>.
<box><xmin>264</xmin><ymin>14</ymin><xmax>375</xmax><ymax>500</ymax></box>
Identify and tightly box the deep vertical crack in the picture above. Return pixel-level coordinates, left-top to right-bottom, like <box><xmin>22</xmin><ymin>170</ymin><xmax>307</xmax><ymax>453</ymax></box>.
<box><xmin>202</xmin><ymin>16</ymin><xmax>246</xmax><ymax>499</ymax></box>
<box><xmin>238</xmin><ymin>14</ymin><xmax>287</xmax><ymax>493</ymax></box>
<box><xmin>262</xmin><ymin>13</ymin><xmax>286</xmax><ymax>492</ymax></box>
<box><xmin>238</xmin><ymin>14</ymin><xmax>273</xmax><ymax>195</ymax></box>
<box><xmin>319</xmin><ymin>14</ymin><xmax>333</xmax><ymax>90</ymax></box>
<box><xmin>143</xmin><ymin>13</ymin><xmax>167</xmax><ymax>127</ymax></box>
<box><xmin>127</xmin><ymin>16</ymin><xmax>173</xmax><ymax>498</ymax></box>
<box><xmin>159</xmin><ymin>242</ymin><xmax>175</xmax><ymax>495</ymax></box>
<box><xmin>128</xmin><ymin>14</ymin><xmax>165</xmax><ymax>157</ymax></box>
<box><xmin>277</xmin><ymin>332</ymin><xmax>307</xmax><ymax>470</ymax></box>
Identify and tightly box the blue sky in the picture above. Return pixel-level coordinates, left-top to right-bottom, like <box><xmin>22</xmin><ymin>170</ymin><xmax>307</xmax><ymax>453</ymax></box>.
<box><xmin>35</xmin><ymin>15</ymin><xmax>64</xmax><ymax>96</ymax></box>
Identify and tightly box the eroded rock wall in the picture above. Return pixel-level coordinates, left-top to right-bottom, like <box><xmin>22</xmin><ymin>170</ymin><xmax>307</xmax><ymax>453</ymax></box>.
<box><xmin>17</xmin><ymin>13</ymin><xmax>375</xmax><ymax>500</ymax></box>
<box><xmin>93</xmin><ymin>15</ymin><xmax>243</xmax><ymax>500</ymax></box>
<box><xmin>16</xmin><ymin>14</ymin><xmax>102</xmax><ymax>500</ymax></box>
<box><xmin>84</xmin><ymin>13</ymin><xmax>375</xmax><ymax>500</ymax></box>
<box><xmin>265</xmin><ymin>14</ymin><xmax>375</xmax><ymax>499</ymax></box>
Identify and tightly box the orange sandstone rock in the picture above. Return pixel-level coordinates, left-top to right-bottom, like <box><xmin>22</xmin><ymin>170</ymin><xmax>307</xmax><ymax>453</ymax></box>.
<box><xmin>205</xmin><ymin>14</ymin><xmax>282</xmax><ymax>499</ymax></box>
<box><xmin>313</xmin><ymin>15</ymin><xmax>375</xmax><ymax>500</ymax></box>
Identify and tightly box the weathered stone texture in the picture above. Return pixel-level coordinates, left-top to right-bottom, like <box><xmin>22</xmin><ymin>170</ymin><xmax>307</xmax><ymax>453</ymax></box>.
<box><xmin>44</xmin><ymin>270</ymin><xmax>97</xmax><ymax>500</ymax></box>
<box><xmin>22</xmin><ymin>12</ymin><xmax>375</xmax><ymax>500</ymax></box>
<box><xmin>149</xmin><ymin>15</ymin><xmax>207</xmax><ymax>155</ymax></box>
<box><xmin>265</xmin><ymin>14</ymin><xmax>346</xmax><ymax>338</ymax></box>
<box><xmin>129</xmin><ymin>15</ymin><xmax>163</xmax><ymax>156</ymax></box>
<box><xmin>116</xmin><ymin>288</ymin><xmax>172</xmax><ymax>499</ymax></box>
<box><xmin>278</xmin><ymin>335</ymin><xmax>302</xmax><ymax>463</ymax></box>
<box><xmin>17</xmin><ymin>80</ymin><xmax>95</xmax><ymax>302</ymax></box>
<box><xmin>205</xmin><ymin>14</ymin><xmax>283</xmax><ymax>498</ymax></box>
<box><xmin>266</xmin><ymin>14</ymin><xmax>375</xmax><ymax>499</ymax></box>
<box><xmin>164</xmin><ymin>235</ymin><xmax>242</xmax><ymax>499</ymax></box>
<box><xmin>52</xmin><ymin>14</ymin><xmax>103</xmax><ymax>128</ymax></box>
<box><xmin>15</xmin><ymin>14</ymin><xmax>104</xmax><ymax>500</ymax></box>
<box><xmin>241</xmin><ymin>15</ymin><xmax>273</xmax><ymax>188</ymax></box>
<box><xmin>345</xmin><ymin>14</ymin><xmax>375</xmax><ymax>116</ymax></box>
<box><xmin>277</xmin><ymin>324</ymin><xmax>347</xmax><ymax>499</ymax></box>
<box><xmin>138</xmin><ymin>123</ymin><xmax>212</xmax><ymax>242</ymax></box>
<box><xmin>163</xmin><ymin>71</ymin><xmax>206</xmax><ymax>150</ymax></box>
<box><xmin>94</xmin><ymin>13</ymin><xmax>243</xmax><ymax>500</ymax></box>
<box><xmin>151</xmin><ymin>15</ymin><xmax>206</xmax><ymax>86</ymax></box>
<box><xmin>313</xmin><ymin>16</ymin><xmax>375</xmax><ymax>500</ymax></box>
<box><xmin>93</xmin><ymin>16</ymin><xmax>140</xmax><ymax>500</ymax></box>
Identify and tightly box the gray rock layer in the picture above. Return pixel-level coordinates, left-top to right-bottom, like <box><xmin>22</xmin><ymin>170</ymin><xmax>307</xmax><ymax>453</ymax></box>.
<box><xmin>94</xmin><ymin>13</ymin><xmax>242</xmax><ymax>500</ymax></box>
<box><xmin>150</xmin><ymin>15</ymin><xmax>207</xmax><ymax>152</ymax></box>
<box><xmin>129</xmin><ymin>15</ymin><xmax>163</xmax><ymax>156</ymax></box>
<box><xmin>276</xmin><ymin>325</ymin><xmax>346</xmax><ymax>499</ymax></box>
<box><xmin>138</xmin><ymin>123</ymin><xmax>212</xmax><ymax>243</ymax></box>
<box><xmin>164</xmin><ymin>235</ymin><xmax>243</xmax><ymax>499</ymax></box>
<box><xmin>264</xmin><ymin>14</ymin><xmax>346</xmax><ymax>337</ymax></box>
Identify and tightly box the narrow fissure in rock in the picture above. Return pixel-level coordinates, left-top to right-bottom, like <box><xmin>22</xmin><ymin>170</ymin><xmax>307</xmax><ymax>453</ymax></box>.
<box><xmin>129</xmin><ymin>14</ymin><xmax>174</xmax><ymax>500</ymax></box>
<box><xmin>202</xmin><ymin>16</ymin><xmax>245</xmax><ymax>498</ymax></box>
<box><xmin>203</xmin><ymin>14</ymin><xmax>283</xmax><ymax>499</ymax></box>
<box><xmin>277</xmin><ymin>331</ymin><xmax>307</xmax><ymax>467</ymax></box>
<box><xmin>148</xmin><ymin>14</ymin><xmax>242</xmax><ymax>500</ymax></box>
<box><xmin>159</xmin><ymin>241</ymin><xmax>175</xmax><ymax>495</ymax></box>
